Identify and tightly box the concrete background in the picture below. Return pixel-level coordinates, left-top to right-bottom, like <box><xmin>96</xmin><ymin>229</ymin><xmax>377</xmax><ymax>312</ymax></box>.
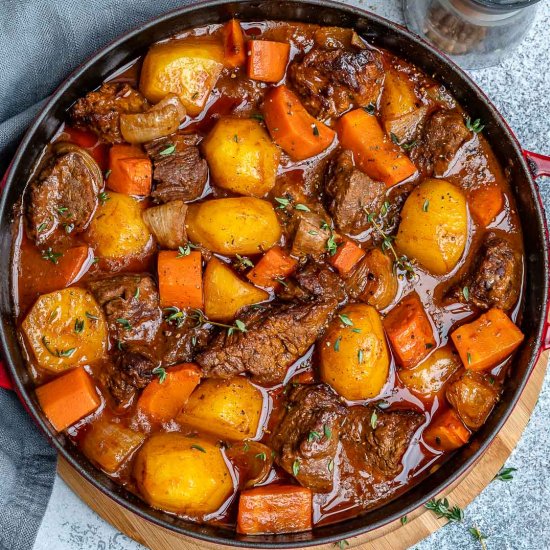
<box><xmin>33</xmin><ymin>0</ymin><xmax>550</xmax><ymax>549</ymax></box>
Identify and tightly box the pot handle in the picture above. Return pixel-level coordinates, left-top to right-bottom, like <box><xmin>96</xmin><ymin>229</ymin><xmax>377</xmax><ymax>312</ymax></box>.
<box><xmin>524</xmin><ymin>151</ymin><xmax>550</xmax><ymax>350</ymax></box>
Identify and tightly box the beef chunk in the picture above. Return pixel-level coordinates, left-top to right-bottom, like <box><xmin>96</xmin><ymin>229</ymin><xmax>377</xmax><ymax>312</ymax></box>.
<box><xmin>99</xmin><ymin>348</ymin><xmax>156</xmax><ymax>406</ymax></box>
<box><xmin>145</xmin><ymin>134</ymin><xmax>208</xmax><ymax>203</ymax></box>
<box><xmin>197</xmin><ymin>300</ymin><xmax>337</xmax><ymax>385</ymax></box>
<box><xmin>448</xmin><ymin>233</ymin><xmax>521</xmax><ymax>310</ymax></box>
<box><xmin>70</xmin><ymin>83</ymin><xmax>148</xmax><ymax>143</ymax></box>
<box><xmin>446</xmin><ymin>370</ymin><xmax>500</xmax><ymax>430</ymax></box>
<box><xmin>325</xmin><ymin>150</ymin><xmax>386</xmax><ymax>234</ymax></box>
<box><xmin>160</xmin><ymin>317</ymin><xmax>211</xmax><ymax>366</ymax></box>
<box><xmin>291</xmin><ymin>212</ymin><xmax>331</xmax><ymax>259</ymax></box>
<box><xmin>289</xmin><ymin>48</ymin><xmax>383</xmax><ymax>119</ymax></box>
<box><xmin>26</xmin><ymin>149</ymin><xmax>100</xmax><ymax>244</ymax></box>
<box><xmin>343</xmin><ymin>407</ymin><xmax>424</xmax><ymax>478</ymax></box>
<box><xmin>279</xmin><ymin>261</ymin><xmax>346</xmax><ymax>304</ymax></box>
<box><xmin>270</xmin><ymin>384</ymin><xmax>348</xmax><ymax>492</ymax></box>
<box><xmin>88</xmin><ymin>275</ymin><xmax>162</xmax><ymax>346</ymax></box>
<box><xmin>411</xmin><ymin>109</ymin><xmax>471</xmax><ymax>176</ymax></box>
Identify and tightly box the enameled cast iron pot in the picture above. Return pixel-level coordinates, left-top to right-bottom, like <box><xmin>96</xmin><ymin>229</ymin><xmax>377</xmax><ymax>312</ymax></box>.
<box><xmin>1</xmin><ymin>1</ymin><xmax>550</xmax><ymax>547</ymax></box>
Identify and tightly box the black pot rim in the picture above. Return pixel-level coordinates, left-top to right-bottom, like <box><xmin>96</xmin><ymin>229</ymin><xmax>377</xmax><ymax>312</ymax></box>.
<box><xmin>0</xmin><ymin>1</ymin><xmax>547</xmax><ymax>548</ymax></box>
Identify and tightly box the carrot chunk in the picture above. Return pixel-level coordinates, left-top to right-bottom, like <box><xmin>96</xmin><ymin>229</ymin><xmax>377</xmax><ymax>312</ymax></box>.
<box><xmin>64</xmin><ymin>126</ymin><xmax>109</xmax><ymax>169</ymax></box>
<box><xmin>237</xmin><ymin>485</ymin><xmax>313</xmax><ymax>534</ymax></box>
<box><xmin>337</xmin><ymin>108</ymin><xmax>417</xmax><ymax>187</ymax></box>
<box><xmin>223</xmin><ymin>19</ymin><xmax>246</xmax><ymax>68</ymax></box>
<box><xmin>158</xmin><ymin>250</ymin><xmax>203</xmax><ymax>310</ymax></box>
<box><xmin>247</xmin><ymin>40</ymin><xmax>290</xmax><ymax>82</ymax></box>
<box><xmin>107</xmin><ymin>144</ymin><xmax>152</xmax><ymax>196</ymax></box>
<box><xmin>137</xmin><ymin>363</ymin><xmax>201</xmax><ymax>422</ymax></box>
<box><xmin>383</xmin><ymin>292</ymin><xmax>436</xmax><ymax>369</ymax></box>
<box><xmin>329</xmin><ymin>238</ymin><xmax>365</xmax><ymax>276</ymax></box>
<box><xmin>246</xmin><ymin>246</ymin><xmax>298</xmax><ymax>289</ymax></box>
<box><xmin>262</xmin><ymin>86</ymin><xmax>335</xmax><ymax>161</ymax></box>
<box><xmin>424</xmin><ymin>408</ymin><xmax>470</xmax><ymax>451</ymax></box>
<box><xmin>451</xmin><ymin>308</ymin><xmax>524</xmax><ymax>372</ymax></box>
<box><xmin>36</xmin><ymin>367</ymin><xmax>101</xmax><ymax>432</ymax></box>
<box><xmin>468</xmin><ymin>185</ymin><xmax>504</xmax><ymax>227</ymax></box>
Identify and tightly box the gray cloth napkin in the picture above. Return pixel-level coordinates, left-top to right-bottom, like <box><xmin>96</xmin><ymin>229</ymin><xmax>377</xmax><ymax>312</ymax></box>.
<box><xmin>0</xmin><ymin>1</ymin><xmax>194</xmax><ymax>548</ymax></box>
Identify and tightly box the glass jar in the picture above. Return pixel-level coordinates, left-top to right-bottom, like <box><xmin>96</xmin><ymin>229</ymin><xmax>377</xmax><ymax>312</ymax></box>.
<box><xmin>403</xmin><ymin>0</ymin><xmax>541</xmax><ymax>69</ymax></box>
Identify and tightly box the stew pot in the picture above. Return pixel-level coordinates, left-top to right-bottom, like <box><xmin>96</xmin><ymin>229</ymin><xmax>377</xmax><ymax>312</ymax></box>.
<box><xmin>1</xmin><ymin>1</ymin><xmax>549</xmax><ymax>547</ymax></box>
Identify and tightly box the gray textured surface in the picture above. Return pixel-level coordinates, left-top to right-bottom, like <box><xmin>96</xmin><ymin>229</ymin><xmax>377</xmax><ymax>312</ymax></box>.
<box><xmin>33</xmin><ymin>1</ymin><xmax>550</xmax><ymax>549</ymax></box>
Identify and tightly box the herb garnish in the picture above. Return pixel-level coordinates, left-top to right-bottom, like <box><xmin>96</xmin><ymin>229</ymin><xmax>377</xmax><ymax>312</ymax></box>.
<box><xmin>164</xmin><ymin>306</ymin><xmax>186</xmax><ymax>327</ymax></box>
<box><xmin>469</xmin><ymin>525</ymin><xmax>488</xmax><ymax>550</ymax></box>
<box><xmin>376</xmin><ymin>400</ymin><xmax>391</xmax><ymax>410</ymax></box>
<box><xmin>333</xmin><ymin>336</ymin><xmax>342</xmax><ymax>352</ymax></box>
<box><xmin>250</xmin><ymin>113</ymin><xmax>264</xmax><ymax>121</ymax></box>
<box><xmin>494</xmin><ymin>466</ymin><xmax>517</xmax><ymax>481</ymax></box>
<box><xmin>292</xmin><ymin>459</ymin><xmax>300</xmax><ymax>476</ymax></box>
<box><xmin>324</xmin><ymin>424</ymin><xmax>332</xmax><ymax>440</ymax></box>
<box><xmin>85</xmin><ymin>311</ymin><xmax>99</xmax><ymax>321</ymax></box>
<box><xmin>338</xmin><ymin>314</ymin><xmax>353</xmax><ymax>326</ymax></box>
<box><xmin>98</xmin><ymin>191</ymin><xmax>110</xmax><ymax>204</ymax></box>
<box><xmin>425</xmin><ymin>498</ymin><xmax>464</xmax><ymax>522</ymax></box>
<box><xmin>294</xmin><ymin>203</ymin><xmax>311</xmax><ymax>212</ymax></box>
<box><xmin>191</xmin><ymin>444</ymin><xmax>206</xmax><ymax>453</ymax></box>
<box><xmin>312</xmin><ymin>124</ymin><xmax>320</xmax><ymax>137</ymax></box>
<box><xmin>275</xmin><ymin>196</ymin><xmax>291</xmax><ymax>209</ymax></box>
<box><xmin>465</xmin><ymin>117</ymin><xmax>485</xmax><ymax>134</ymax></box>
<box><xmin>255</xmin><ymin>452</ymin><xmax>267</xmax><ymax>461</ymax></box>
<box><xmin>462</xmin><ymin>286</ymin><xmax>470</xmax><ymax>301</ymax></box>
<box><xmin>423</xmin><ymin>199</ymin><xmax>430</xmax><ymax>212</ymax></box>
<box><xmin>64</xmin><ymin>223</ymin><xmax>75</xmax><ymax>234</ymax></box>
<box><xmin>308</xmin><ymin>431</ymin><xmax>321</xmax><ymax>442</ymax></box>
<box><xmin>41</xmin><ymin>336</ymin><xmax>76</xmax><ymax>358</ymax></box>
<box><xmin>235</xmin><ymin>254</ymin><xmax>254</xmax><ymax>268</ymax></box>
<box><xmin>358</xmin><ymin>349</ymin><xmax>364</xmax><ymax>364</ymax></box>
<box><xmin>116</xmin><ymin>318</ymin><xmax>132</xmax><ymax>331</ymax></box>
<box><xmin>401</xmin><ymin>516</ymin><xmax>408</xmax><ymax>525</ymax></box>
<box><xmin>335</xmin><ymin>540</ymin><xmax>349</xmax><ymax>549</ymax></box>
<box><xmin>104</xmin><ymin>170</ymin><xmax>111</xmax><ymax>180</ymax></box>
<box><xmin>159</xmin><ymin>144</ymin><xmax>176</xmax><ymax>156</ymax></box>
<box><xmin>328</xmin><ymin>458</ymin><xmax>334</xmax><ymax>473</ymax></box>
<box><xmin>177</xmin><ymin>243</ymin><xmax>198</xmax><ymax>257</ymax></box>
<box><xmin>390</xmin><ymin>132</ymin><xmax>416</xmax><ymax>150</ymax></box>
<box><xmin>41</xmin><ymin>248</ymin><xmax>62</xmax><ymax>264</ymax></box>
<box><xmin>467</xmin><ymin>352</ymin><xmax>472</xmax><ymax>365</ymax></box>
<box><xmin>74</xmin><ymin>318</ymin><xmax>84</xmax><ymax>334</ymax></box>
<box><xmin>363</xmin><ymin>103</ymin><xmax>376</xmax><ymax>115</ymax></box>
<box><xmin>37</xmin><ymin>222</ymin><xmax>48</xmax><ymax>233</ymax></box>
<box><xmin>152</xmin><ymin>366</ymin><xmax>167</xmax><ymax>384</ymax></box>
<box><xmin>274</xmin><ymin>276</ymin><xmax>288</xmax><ymax>288</ymax></box>
<box><xmin>56</xmin><ymin>206</ymin><xmax>69</xmax><ymax>215</ymax></box>
<box><xmin>134</xmin><ymin>286</ymin><xmax>140</xmax><ymax>300</ymax></box>
<box><xmin>370</xmin><ymin>410</ymin><xmax>378</xmax><ymax>429</ymax></box>
<box><xmin>190</xmin><ymin>308</ymin><xmax>247</xmax><ymax>335</ymax></box>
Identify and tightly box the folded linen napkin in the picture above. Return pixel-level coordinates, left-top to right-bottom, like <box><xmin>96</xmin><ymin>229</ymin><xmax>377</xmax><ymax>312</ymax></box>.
<box><xmin>0</xmin><ymin>1</ymin><xmax>194</xmax><ymax>549</ymax></box>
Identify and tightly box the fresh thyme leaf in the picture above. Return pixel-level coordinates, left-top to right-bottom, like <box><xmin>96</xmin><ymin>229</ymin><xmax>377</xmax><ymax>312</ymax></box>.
<box><xmin>308</xmin><ymin>431</ymin><xmax>321</xmax><ymax>442</ymax></box>
<box><xmin>494</xmin><ymin>466</ymin><xmax>517</xmax><ymax>481</ymax></box>
<box><xmin>380</xmin><ymin>200</ymin><xmax>390</xmax><ymax>216</ymax></box>
<box><xmin>401</xmin><ymin>140</ymin><xmax>417</xmax><ymax>150</ymax></box>
<box><xmin>85</xmin><ymin>311</ymin><xmax>99</xmax><ymax>321</ymax></box>
<box><xmin>334</xmin><ymin>336</ymin><xmax>342</xmax><ymax>352</ymax></box>
<box><xmin>104</xmin><ymin>169</ymin><xmax>111</xmax><ymax>180</ymax></box>
<box><xmin>328</xmin><ymin>458</ymin><xmax>334</xmax><ymax>473</ymax></box>
<box><xmin>74</xmin><ymin>318</ymin><xmax>84</xmax><ymax>334</ymax></box>
<box><xmin>159</xmin><ymin>144</ymin><xmax>176</xmax><ymax>156</ymax></box>
<box><xmin>56</xmin><ymin>206</ymin><xmax>69</xmax><ymax>215</ymax></box>
<box><xmin>64</xmin><ymin>223</ymin><xmax>75</xmax><ymax>234</ymax></box>
<box><xmin>233</xmin><ymin>134</ymin><xmax>239</xmax><ymax>143</ymax></box>
<box><xmin>463</xmin><ymin>286</ymin><xmax>470</xmax><ymax>301</ymax></box>
<box><xmin>235</xmin><ymin>319</ymin><xmax>247</xmax><ymax>332</ymax></box>
<box><xmin>469</xmin><ymin>525</ymin><xmax>488</xmax><ymax>549</ymax></box>
<box><xmin>294</xmin><ymin>203</ymin><xmax>311</xmax><ymax>212</ymax></box>
<box><xmin>275</xmin><ymin>196</ymin><xmax>290</xmax><ymax>209</ymax></box>
<box><xmin>312</xmin><ymin>124</ymin><xmax>320</xmax><ymax>136</ymax></box>
<box><xmin>37</xmin><ymin>222</ymin><xmax>48</xmax><ymax>233</ymax></box>
<box><xmin>308</xmin><ymin>230</ymin><xmax>319</xmax><ymax>235</ymax></box>
<box><xmin>465</xmin><ymin>117</ymin><xmax>485</xmax><ymax>134</ymax></box>
<box><xmin>467</xmin><ymin>352</ymin><xmax>472</xmax><ymax>364</ymax></box>
<box><xmin>351</xmin><ymin>327</ymin><xmax>362</xmax><ymax>333</ymax></box>
<box><xmin>134</xmin><ymin>286</ymin><xmax>140</xmax><ymax>300</ymax></box>
<box><xmin>363</xmin><ymin>102</ymin><xmax>376</xmax><ymax>115</ymax></box>
<box><xmin>235</xmin><ymin>254</ymin><xmax>254</xmax><ymax>268</ymax></box>
<box><xmin>116</xmin><ymin>340</ymin><xmax>125</xmax><ymax>351</ymax></box>
<box><xmin>152</xmin><ymin>366</ymin><xmax>167</xmax><ymax>383</ymax></box>
<box><xmin>250</xmin><ymin>113</ymin><xmax>264</xmax><ymax>121</ymax></box>
<box><xmin>57</xmin><ymin>347</ymin><xmax>76</xmax><ymax>357</ymax></box>
<box><xmin>243</xmin><ymin>441</ymin><xmax>250</xmax><ymax>452</ymax></box>
<box><xmin>423</xmin><ymin>199</ymin><xmax>430</xmax><ymax>212</ymax></box>
<box><xmin>338</xmin><ymin>314</ymin><xmax>353</xmax><ymax>326</ymax></box>
<box><xmin>164</xmin><ymin>306</ymin><xmax>185</xmax><ymax>326</ymax></box>
<box><xmin>376</xmin><ymin>400</ymin><xmax>390</xmax><ymax>409</ymax></box>
<box><xmin>320</xmin><ymin>221</ymin><xmax>330</xmax><ymax>231</ymax></box>
<box><xmin>191</xmin><ymin>444</ymin><xmax>206</xmax><ymax>453</ymax></box>
<box><xmin>324</xmin><ymin>424</ymin><xmax>332</xmax><ymax>440</ymax></box>
<box><xmin>326</xmin><ymin>231</ymin><xmax>339</xmax><ymax>256</ymax></box>
<box><xmin>335</xmin><ymin>540</ymin><xmax>349</xmax><ymax>549</ymax></box>
<box><xmin>41</xmin><ymin>248</ymin><xmax>62</xmax><ymax>265</ymax></box>
<box><xmin>370</xmin><ymin>410</ymin><xmax>378</xmax><ymax>429</ymax></box>
<box><xmin>177</xmin><ymin>243</ymin><xmax>198</xmax><ymax>257</ymax></box>
<box><xmin>390</xmin><ymin>132</ymin><xmax>400</xmax><ymax>145</ymax></box>
<box><xmin>292</xmin><ymin>458</ymin><xmax>300</xmax><ymax>476</ymax></box>
<box><xmin>358</xmin><ymin>349</ymin><xmax>364</xmax><ymax>363</ymax></box>
<box><xmin>116</xmin><ymin>318</ymin><xmax>132</xmax><ymax>331</ymax></box>
<box><xmin>274</xmin><ymin>276</ymin><xmax>288</xmax><ymax>288</ymax></box>
<box><xmin>255</xmin><ymin>452</ymin><xmax>267</xmax><ymax>461</ymax></box>
<box><xmin>92</xmin><ymin>257</ymin><xmax>100</xmax><ymax>264</ymax></box>
<box><xmin>98</xmin><ymin>191</ymin><xmax>110</xmax><ymax>204</ymax></box>
<box><xmin>425</xmin><ymin>498</ymin><xmax>464</xmax><ymax>522</ymax></box>
<box><xmin>401</xmin><ymin>516</ymin><xmax>408</xmax><ymax>525</ymax></box>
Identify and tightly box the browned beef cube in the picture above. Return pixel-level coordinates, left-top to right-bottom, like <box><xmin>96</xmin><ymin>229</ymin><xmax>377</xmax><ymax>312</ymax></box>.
<box><xmin>291</xmin><ymin>212</ymin><xmax>331</xmax><ymax>259</ymax></box>
<box><xmin>70</xmin><ymin>83</ymin><xmax>148</xmax><ymax>143</ymax></box>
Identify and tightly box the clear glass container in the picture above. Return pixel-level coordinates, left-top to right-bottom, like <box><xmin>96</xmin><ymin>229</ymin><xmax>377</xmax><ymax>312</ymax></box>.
<box><xmin>403</xmin><ymin>0</ymin><xmax>541</xmax><ymax>69</ymax></box>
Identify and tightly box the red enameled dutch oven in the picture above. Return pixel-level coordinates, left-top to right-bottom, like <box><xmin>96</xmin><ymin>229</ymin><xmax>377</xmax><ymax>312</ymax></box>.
<box><xmin>1</xmin><ymin>1</ymin><xmax>550</xmax><ymax>547</ymax></box>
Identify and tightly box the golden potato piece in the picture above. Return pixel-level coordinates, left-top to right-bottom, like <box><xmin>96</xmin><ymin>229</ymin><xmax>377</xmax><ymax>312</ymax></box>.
<box><xmin>204</xmin><ymin>257</ymin><xmax>269</xmax><ymax>322</ymax></box>
<box><xmin>87</xmin><ymin>192</ymin><xmax>152</xmax><ymax>259</ymax></box>
<box><xmin>319</xmin><ymin>304</ymin><xmax>389</xmax><ymax>401</ymax></box>
<box><xmin>179</xmin><ymin>378</ymin><xmax>264</xmax><ymax>441</ymax></box>
<box><xmin>134</xmin><ymin>433</ymin><xmax>233</xmax><ymax>515</ymax></box>
<box><xmin>202</xmin><ymin>118</ymin><xmax>281</xmax><ymax>197</ymax></box>
<box><xmin>140</xmin><ymin>40</ymin><xmax>224</xmax><ymax>116</ymax></box>
<box><xmin>81</xmin><ymin>417</ymin><xmax>145</xmax><ymax>474</ymax></box>
<box><xmin>398</xmin><ymin>345</ymin><xmax>461</xmax><ymax>402</ymax></box>
<box><xmin>186</xmin><ymin>197</ymin><xmax>281</xmax><ymax>255</ymax></box>
<box><xmin>22</xmin><ymin>287</ymin><xmax>107</xmax><ymax>373</ymax></box>
<box><xmin>395</xmin><ymin>178</ymin><xmax>467</xmax><ymax>275</ymax></box>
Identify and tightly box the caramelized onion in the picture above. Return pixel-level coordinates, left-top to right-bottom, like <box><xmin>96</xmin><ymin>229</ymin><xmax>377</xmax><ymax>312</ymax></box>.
<box><xmin>120</xmin><ymin>93</ymin><xmax>186</xmax><ymax>144</ymax></box>
<box><xmin>225</xmin><ymin>441</ymin><xmax>273</xmax><ymax>489</ymax></box>
<box><xmin>142</xmin><ymin>200</ymin><xmax>188</xmax><ymax>249</ymax></box>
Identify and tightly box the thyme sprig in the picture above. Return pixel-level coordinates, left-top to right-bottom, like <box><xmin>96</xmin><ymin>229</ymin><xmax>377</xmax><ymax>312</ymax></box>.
<box><xmin>190</xmin><ymin>308</ymin><xmax>246</xmax><ymax>335</ymax></box>
<box><xmin>425</xmin><ymin>498</ymin><xmax>464</xmax><ymax>523</ymax></box>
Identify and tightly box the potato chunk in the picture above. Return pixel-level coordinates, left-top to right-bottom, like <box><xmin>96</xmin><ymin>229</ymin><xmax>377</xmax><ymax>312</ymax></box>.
<box><xmin>134</xmin><ymin>433</ymin><xmax>233</xmax><ymax>515</ymax></box>
<box><xmin>204</xmin><ymin>257</ymin><xmax>269</xmax><ymax>322</ymax></box>
<box><xmin>202</xmin><ymin>118</ymin><xmax>281</xmax><ymax>197</ymax></box>
<box><xmin>398</xmin><ymin>345</ymin><xmax>461</xmax><ymax>402</ymax></box>
<box><xmin>395</xmin><ymin>178</ymin><xmax>467</xmax><ymax>275</ymax></box>
<box><xmin>179</xmin><ymin>378</ymin><xmax>264</xmax><ymax>441</ymax></box>
<box><xmin>140</xmin><ymin>40</ymin><xmax>224</xmax><ymax>116</ymax></box>
<box><xmin>81</xmin><ymin>417</ymin><xmax>145</xmax><ymax>473</ymax></box>
<box><xmin>319</xmin><ymin>304</ymin><xmax>389</xmax><ymax>401</ymax></box>
<box><xmin>22</xmin><ymin>287</ymin><xmax>107</xmax><ymax>372</ymax></box>
<box><xmin>186</xmin><ymin>198</ymin><xmax>281</xmax><ymax>255</ymax></box>
<box><xmin>87</xmin><ymin>192</ymin><xmax>152</xmax><ymax>259</ymax></box>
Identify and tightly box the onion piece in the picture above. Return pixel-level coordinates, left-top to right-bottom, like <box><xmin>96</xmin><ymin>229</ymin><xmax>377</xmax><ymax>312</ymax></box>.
<box><xmin>120</xmin><ymin>94</ymin><xmax>186</xmax><ymax>144</ymax></box>
<box><xmin>225</xmin><ymin>441</ymin><xmax>273</xmax><ymax>489</ymax></box>
<box><xmin>142</xmin><ymin>200</ymin><xmax>188</xmax><ymax>249</ymax></box>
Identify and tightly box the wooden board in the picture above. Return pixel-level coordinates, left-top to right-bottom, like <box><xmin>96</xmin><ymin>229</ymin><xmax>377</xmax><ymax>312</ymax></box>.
<box><xmin>58</xmin><ymin>349</ymin><xmax>548</xmax><ymax>550</ymax></box>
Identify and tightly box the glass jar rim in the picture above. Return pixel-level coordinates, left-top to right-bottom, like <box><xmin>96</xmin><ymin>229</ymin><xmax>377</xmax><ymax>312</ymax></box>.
<box><xmin>469</xmin><ymin>0</ymin><xmax>542</xmax><ymax>11</ymax></box>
